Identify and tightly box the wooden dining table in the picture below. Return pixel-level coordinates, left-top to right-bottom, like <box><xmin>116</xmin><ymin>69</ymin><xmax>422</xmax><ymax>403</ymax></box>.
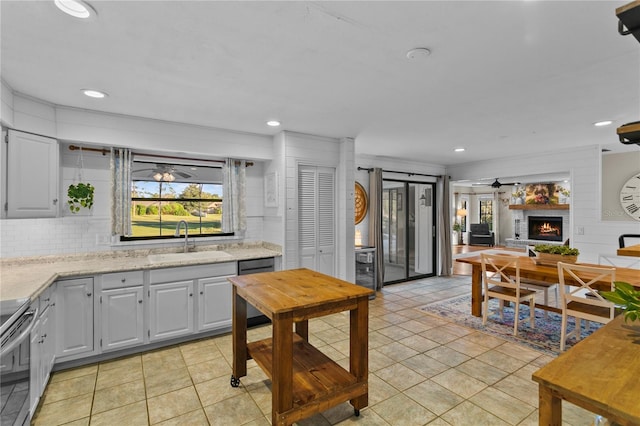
<box><xmin>618</xmin><ymin>243</ymin><xmax>640</xmax><ymax>257</ymax></box>
<box><xmin>532</xmin><ymin>314</ymin><xmax>640</xmax><ymax>425</ymax></box>
<box><xmin>456</xmin><ymin>254</ymin><xmax>640</xmax><ymax>317</ymax></box>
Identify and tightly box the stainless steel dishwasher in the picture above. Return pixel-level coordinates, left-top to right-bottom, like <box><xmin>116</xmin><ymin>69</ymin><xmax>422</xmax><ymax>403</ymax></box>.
<box><xmin>238</xmin><ymin>258</ymin><xmax>275</xmax><ymax>326</ymax></box>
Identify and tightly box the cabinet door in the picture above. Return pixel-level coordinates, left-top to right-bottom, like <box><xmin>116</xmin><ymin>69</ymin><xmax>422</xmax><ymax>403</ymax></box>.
<box><xmin>29</xmin><ymin>317</ymin><xmax>42</xmax><ymax>416</ymax></box>
<box><xmin>197</xmin><ymin>276</ymin><xmax>233</xmax><ymax>332</ymax></box>
<box><xmin>39</xmin><ymin>305</ymin><xmax>55</xmax><ymax>388</ymax></box>
<box><xmin>149</xmin><ymin>281</ymin><xmax>194</xmax><ymax>341</ymax></box>
<box><xmin>56</xmin><ymin>278</ymin><xmax>94</xmax><ymax>358</ymax></box>
<box><xmin>7</xmin><ymin>130</ymin><xmax>59</xmax><ymax>218</ymax></box>
<box><xmin>101</xmin><ymin>287</ymin><xmax>144</xmax><ymax>351</ymax></box>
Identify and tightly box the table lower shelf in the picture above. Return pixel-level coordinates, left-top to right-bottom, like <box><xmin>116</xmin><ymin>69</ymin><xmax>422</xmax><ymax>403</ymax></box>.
<box><xmin>247</xmin><ymin>334</ymin><xmax>366</xmax><ymax>410</ymax></box>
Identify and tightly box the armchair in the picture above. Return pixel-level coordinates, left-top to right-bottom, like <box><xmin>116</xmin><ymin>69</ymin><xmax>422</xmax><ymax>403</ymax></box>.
<box><xmin>469</xmin><ymin>223</ymin><xmax>495</xmax><ymax>246</ymax></box>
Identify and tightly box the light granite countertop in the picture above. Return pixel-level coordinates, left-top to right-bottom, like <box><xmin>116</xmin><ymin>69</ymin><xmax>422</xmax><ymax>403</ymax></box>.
<box><xmin>0</xmin><ymin>242</ymin><xmax>281</xmax><ymax>303</ymax></box>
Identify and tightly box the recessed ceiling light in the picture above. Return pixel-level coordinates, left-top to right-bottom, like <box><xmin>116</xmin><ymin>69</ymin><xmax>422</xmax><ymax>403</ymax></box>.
<box><xmin>266</xmin><ymin>120</ymin><xmax>281</xmax><ymax>127</ymax></box>
<box><xmin>454</xmin><ymin>147</ymin><xmax>465</xmax><ymax>152</ymax></box>
<box><xmin>594</xmin><ymin>120</ymin><xmax>613</xmax><ymax>127</ymax></box>
<box><xmin>82</xmin><ymin>89</ymin><xmax>108</xmax><ymax>98</ymax></box>
<box><xmin>406</xmin><ymin>48</ymin><xmax>431</xmax><ymax>60</ymax></box>
<box><xmin>54</xmin><ymin>0</ymin><xmax>97</xmax><ymax>19</ymax></box>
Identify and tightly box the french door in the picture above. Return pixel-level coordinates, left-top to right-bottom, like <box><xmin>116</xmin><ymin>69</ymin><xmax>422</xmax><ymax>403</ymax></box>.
<box><xmin>382</xmin><ymin>180</ymin><xmax>436</xmax><ymax>284</ymax></box>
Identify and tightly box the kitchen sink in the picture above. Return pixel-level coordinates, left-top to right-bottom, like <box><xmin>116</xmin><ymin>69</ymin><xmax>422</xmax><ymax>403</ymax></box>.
<box><xmin>147</xmin><ymin>250</ymin><xmax>233</xmax><ymax>264</ymax></box>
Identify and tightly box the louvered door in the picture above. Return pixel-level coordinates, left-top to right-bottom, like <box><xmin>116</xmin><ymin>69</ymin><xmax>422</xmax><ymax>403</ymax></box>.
<box><xmin>298</xmin><ymin>165</ymin><xmax>336</xmax><ymax>276</ymax></box>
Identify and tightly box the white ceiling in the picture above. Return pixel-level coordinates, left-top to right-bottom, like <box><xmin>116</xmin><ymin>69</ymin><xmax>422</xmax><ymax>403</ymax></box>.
<box><xmin>1</xmin><ymin>1</ymin><xmax>638</xmax><ymax>168</ymax></box>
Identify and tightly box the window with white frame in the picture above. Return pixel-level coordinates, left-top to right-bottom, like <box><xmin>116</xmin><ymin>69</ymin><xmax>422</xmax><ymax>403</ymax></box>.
<box><xmin>479</xmin><ymin>198</ymin><xmax>493</xmax><ymax>231</ymax></box>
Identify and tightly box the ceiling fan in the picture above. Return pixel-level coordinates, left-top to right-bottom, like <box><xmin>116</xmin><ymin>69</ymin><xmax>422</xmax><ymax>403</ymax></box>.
<box><xmin>473</xmin><ymin>178</ymin><xmax>520</xmax><ymax>188</ymax></box>
<box><xmin>135</xmin><ymin>163</ymin><xmax>192</xmax><ymax>182</ymax></box>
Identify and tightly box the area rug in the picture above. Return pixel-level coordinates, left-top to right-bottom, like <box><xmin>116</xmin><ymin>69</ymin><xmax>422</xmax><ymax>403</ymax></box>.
<box><xmin>418</xmin><ymin>295</ymin><xmax>602</xmax><ymax>355</ymax></box>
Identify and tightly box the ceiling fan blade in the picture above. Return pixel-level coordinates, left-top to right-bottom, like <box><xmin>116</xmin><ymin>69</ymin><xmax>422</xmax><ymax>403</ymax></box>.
<box><xmin>175</xmin><ymin>171</ymin><xmax>191</xmax><ymax>178</ymax></box>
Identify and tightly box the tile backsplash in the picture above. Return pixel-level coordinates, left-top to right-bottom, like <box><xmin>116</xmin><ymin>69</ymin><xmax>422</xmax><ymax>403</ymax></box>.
<box><xmin>0</xmin><ymin>216</ymin><xmax>112</xmax><ymax>258</ymax></box>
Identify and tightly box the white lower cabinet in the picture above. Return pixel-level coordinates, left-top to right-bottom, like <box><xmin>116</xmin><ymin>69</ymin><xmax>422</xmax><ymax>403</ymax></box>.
<box><xmin>197</xmin><ymin>275</ymin><xmax>234</xmax><ymax>332</ymax></box>
<box><xmin>56</xmin><ymin>278</ymin><xmax>94</xmax><ymax>359</ymax></box>
<box><xmin>30</xmin><ymin>291</ymin><xmax>56</xmax><ymax>417</ymax></box>
<box><xmin>100</xmin><ymin>287</ymin><xmax>144</xmax><ymax>351</ymax></box>
<box><xmin>149</xmin><ymin>281</ymin><xmax>195</xmax><ymax>341</ymax></box>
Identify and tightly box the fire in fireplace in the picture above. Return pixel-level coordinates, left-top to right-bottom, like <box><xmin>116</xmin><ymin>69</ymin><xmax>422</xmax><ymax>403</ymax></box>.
<box><xmin>528</xmin><ymin>216</ymin><xmax>563</xmax><ymax>242</ymax></box>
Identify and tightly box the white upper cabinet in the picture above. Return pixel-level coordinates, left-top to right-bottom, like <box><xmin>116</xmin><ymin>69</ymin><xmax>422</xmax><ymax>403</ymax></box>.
<box><xmin>6</xmin><ymin>129</ymin><xmax>59</xmax><ymax>218</ymax></box>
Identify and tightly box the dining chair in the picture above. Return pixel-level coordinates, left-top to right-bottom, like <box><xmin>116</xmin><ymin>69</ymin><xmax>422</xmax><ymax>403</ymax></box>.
<box><xmin>519</xmin><ymin>279</ymin><xmax>558</xmax><ymax>319</ymax></box>
<box><xmin>618</xmin><ymin>234</ymin><xmax>640</xmax><ymax>248</ymax></box>
<box><xmin>556</xmin><ymin>262</ymin><xmax>616</xmax><ymax>351</ymax></box>
<box><xmin>598</xmin><ymin>254</ymin><xmax>640</xmax><ymax>269</ymax></box>
<box><xmin>481</xmin><ymin>253</ymin><xmax>539</xmax><ymax>336</ymax></box>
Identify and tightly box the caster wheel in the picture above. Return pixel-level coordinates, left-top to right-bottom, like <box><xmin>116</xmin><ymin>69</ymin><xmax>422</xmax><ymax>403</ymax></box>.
<box><xmin>354</xmin><ymin>409</ymin><xmax>360</xmax><ymax>417</ymax></box>
<box><xmin>230</xmin><ymin>376</ymin><xmax>240</xmax><ymax>387</ymax></box>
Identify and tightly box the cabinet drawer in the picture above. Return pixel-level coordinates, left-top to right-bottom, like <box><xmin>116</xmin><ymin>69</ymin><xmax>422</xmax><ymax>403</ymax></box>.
<box><xmin>101</xmin><ymin>271</ymin><xmax>144</xmax><ymax>289</ymax></box>
<box><xmin>149</xmin><ymin>262</ymin><xmax>236</xmax><ymax>283</ymax></box>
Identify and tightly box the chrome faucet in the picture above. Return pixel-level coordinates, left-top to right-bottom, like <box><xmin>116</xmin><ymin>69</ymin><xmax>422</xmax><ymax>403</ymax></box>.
<box><xmin>175</xmin><ymin>220</ymin><xmax>190</xmax><ymax>253</ymax></box>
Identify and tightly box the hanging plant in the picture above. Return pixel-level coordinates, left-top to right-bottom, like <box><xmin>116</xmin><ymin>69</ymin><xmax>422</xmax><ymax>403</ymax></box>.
<box><xmin>67</xmin><ymin>146</ymin><xmax>95</xmax><ymax>214</ymax></box>
<box><xmin>68</xmin><ymin>182</ymin><xmax>95</xmax><ymax>213</ymax></box>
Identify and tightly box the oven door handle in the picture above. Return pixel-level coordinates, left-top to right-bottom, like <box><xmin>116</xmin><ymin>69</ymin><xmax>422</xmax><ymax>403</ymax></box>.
<box><xmin>0</xmin><ymin>307</ymin><xmax>39</xmax><ymax>357</ymax></box>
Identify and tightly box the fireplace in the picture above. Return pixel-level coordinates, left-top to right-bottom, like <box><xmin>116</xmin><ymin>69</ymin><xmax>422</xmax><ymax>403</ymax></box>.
<box><xmin>528</xmin><ymin>216</ymin><xmax>563</xmax><ymax>242</ymax></box>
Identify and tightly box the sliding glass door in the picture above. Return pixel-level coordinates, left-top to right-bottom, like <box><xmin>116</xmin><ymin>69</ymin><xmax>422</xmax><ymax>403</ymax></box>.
<box><xmin>382</xmin><ymin>179</ymin><xmax>436</xmax><ymax>284</ymax></box>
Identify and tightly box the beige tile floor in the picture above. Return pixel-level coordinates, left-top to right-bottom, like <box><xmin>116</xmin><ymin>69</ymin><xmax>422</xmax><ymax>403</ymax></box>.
<box><xmin>31</xmin><ymin>275</ymin><xmax>597</xmax><ymax>425</ymax></box>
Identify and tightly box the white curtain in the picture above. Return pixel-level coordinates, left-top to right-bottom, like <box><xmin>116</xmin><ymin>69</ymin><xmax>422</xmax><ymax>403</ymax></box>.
<box><xmin>222</xmin><ymin>158</ymin><xmax>246</xmax><ymax>235</ymax></box>
<box><xmin>111</xmin><ymin>148</ymin><xmax>132</xmax><ymax>236</ymax></box>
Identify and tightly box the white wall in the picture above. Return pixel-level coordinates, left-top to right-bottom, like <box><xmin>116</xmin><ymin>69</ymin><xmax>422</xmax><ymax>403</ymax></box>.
<box><xmin>447</xmin><ymin>145</ymin><xmax>638</xmax><ymax>263</ymax></box>
<box><xmin>0</xmin><ymin>93</ymin><xmax>275</xmax><ymax>258</ymax></box>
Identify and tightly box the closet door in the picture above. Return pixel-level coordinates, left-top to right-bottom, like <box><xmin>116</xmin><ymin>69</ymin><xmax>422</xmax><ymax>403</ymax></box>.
<box><xmin>298</xmin><ymin>165</ymin><xmax>336</xmax><ymax>276</ymax></box>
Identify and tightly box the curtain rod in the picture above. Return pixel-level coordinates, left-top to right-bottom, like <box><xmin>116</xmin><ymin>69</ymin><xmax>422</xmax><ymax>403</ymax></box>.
<box><xmin>69</xmin><ymin>145</ymin><xmax>109</xmax><ymax>155</ymax></box>
<box><xmin>357</xmin><ymin>166</ymin><xmax>441</xmax><ymax>178</ymax></box>
<box><xmin>69</xmin><ymin>145</ymin><xmax>253</xmax><ymax>166</ymax></box>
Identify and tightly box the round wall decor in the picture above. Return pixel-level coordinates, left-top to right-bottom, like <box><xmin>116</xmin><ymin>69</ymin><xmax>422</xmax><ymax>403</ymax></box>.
<box><xmin>620</xmin><ymin>172</ymin><xmax>640</xmax><ymax>221</ymax></box>
<box><xmin>355</xmin><ymin>182</ymin><xmax>368</xmax><ymax>224</ymax></box>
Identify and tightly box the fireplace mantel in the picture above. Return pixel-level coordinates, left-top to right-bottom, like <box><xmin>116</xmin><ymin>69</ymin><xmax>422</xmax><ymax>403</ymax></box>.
<box><xmin>509</xmin><ymin>204</ymin><xmax>569</xmax><ymax>210</ymax></box>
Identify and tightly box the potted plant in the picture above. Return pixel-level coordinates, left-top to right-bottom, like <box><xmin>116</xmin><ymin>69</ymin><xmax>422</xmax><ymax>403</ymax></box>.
<box><xmin>533</xmin><ymin>243</ymin><xmax>579</xmax><ymax>266</ymax></box>
<box><xmin>452</xmin><ymin>222</ymin><xmax>463</xmax><ymax>245</ymax></box>
<box><xmin>602</xmin><ymin>282</ymin><xmax>640</xmax><ymax>323</ymax></box>
<box><xmin>67</xmin><ymin>182</ymin><xmax>95</xmax><ymax>213</ymax></box>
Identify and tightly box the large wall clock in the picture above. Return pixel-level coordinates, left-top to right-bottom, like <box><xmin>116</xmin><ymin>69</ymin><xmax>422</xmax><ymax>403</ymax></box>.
<box><xmin>620</xmin><ymin>172</ymin><xmax>640</xmax><ymax>221</ymax></box>
<box><xmin>355</xmin><ymin>182</ymin><xmax>368</xmax><ymax>225</ymax></box>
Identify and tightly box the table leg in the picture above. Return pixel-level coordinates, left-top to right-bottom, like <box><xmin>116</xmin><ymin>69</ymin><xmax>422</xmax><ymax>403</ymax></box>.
<box><xmin>471</xmin><ymin>265</ymin><xmax>483</xmax><ymax>317</ymax></box>
<box><xmin>350</xmin><ymin>297</ymin><xmax>368</xmax><ymax>411</ymax></box>
<box><xmin>272</xmin><ymin>313</ymin><xmax>293</xmax><ymax>426</ymax></box>
<box><xmin>538</xmin><ymin>384</ymin><xmax>561</xmax><ymax>426</ymax></box>
<box><xmin>232</xmin><ymin>287</ymin><xmax>247</xmax><ymax>385</ymax></box>
<box><xmin>295</xmin><ymin>320</ymin><xmax>309</xmax><ymax>342</ymax></box>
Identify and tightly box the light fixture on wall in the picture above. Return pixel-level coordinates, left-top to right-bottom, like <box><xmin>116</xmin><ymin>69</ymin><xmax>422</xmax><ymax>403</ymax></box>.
<box><xmin>419</xmin><ymin>189</ymin><xmax>428</xmax><ymax>206</ymax></box>
<box><xmin>456</xmin><ymin>208</ymin><xmax>467</xmax><ymax>218</ymax></box>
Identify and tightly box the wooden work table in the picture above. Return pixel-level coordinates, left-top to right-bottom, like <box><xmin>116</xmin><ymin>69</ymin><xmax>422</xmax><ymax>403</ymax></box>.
<box><xmin>228</xmin><ymin>268</ymin><xmax>373</xmax><ymax>426</ymax></box>
<box><xmin>618</xmin><ymin>243</ymin><xmax>640</xmax><ymax>257</ymax></box>
<box><xmin>456</xmin><ymin>255</ymin><xmax>640</xmax><ymax>317</ymax></box>
<box><xmin>532</xmin><ymin>314</ymin><xmax>640</xmax><ymax>425</ymax></box>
